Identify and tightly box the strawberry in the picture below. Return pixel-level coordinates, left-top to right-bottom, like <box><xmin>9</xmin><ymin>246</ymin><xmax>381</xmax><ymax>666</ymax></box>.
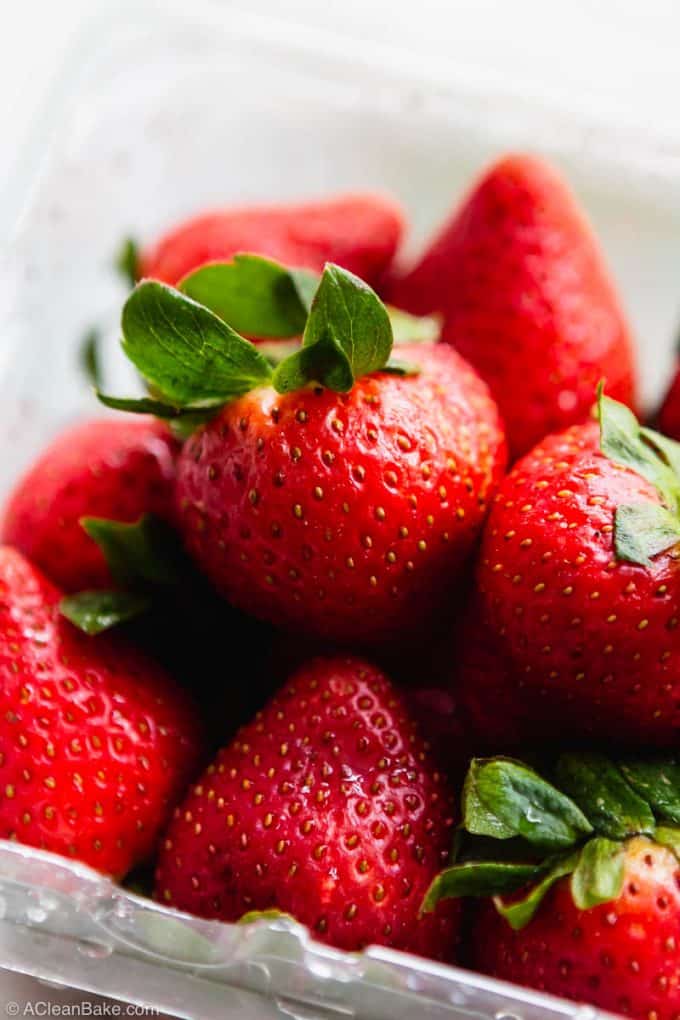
<box><xmin>465</xmin><ymin>391</ymin><xmax>680</xmax><ymax>746</ymax></box>
<box><xmin>1</xmin><ymin>417</ymin><xmax>178</xmax><ymax>592</ymax></box>
<box><xmin>424</xmin><ymin>754</ymin><xmax>680</xmax><ymax>1020</ymax></box>
<box><xmin>155</xmin><ymin>655</ymin><xmax>459</xmax><ymax>959</ymax></box>
<box><xmin>102</xmin><ymin>258</ymin><xmax>506</xmax><ymax>649</ymax></box>
<box><xmin>658</xmin><ymin>362</ymin><xmax>680</xmax><ymax>441</ymax></box>
<box><xmin>177</xmin><ymin>341</ymin><xmax>504</xmax><ymax>647</ymax></box>
<box><xmin>473</xmin><ymin>839</ymin><xmax>680</xmax><ymax>1020</ymax></box>
<box><xmin>138</xmin><ymin>193</ymin><xmax>405</xmax><ymax>288</ymax></box>
<box><xmin>0</xmin><ymin>546</ymin><xmax>202</xmax><ymax>877</ymax></box>
<box><xmin>389</xmin><ymin>154</ymin><xmax>638</xmax><ymax>458</ymax></box>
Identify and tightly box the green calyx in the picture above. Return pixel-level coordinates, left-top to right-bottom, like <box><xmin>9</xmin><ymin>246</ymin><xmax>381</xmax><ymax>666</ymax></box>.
<box><xmin>421</xmin><ymin>753</ymin><xmax>680</xmax><ymax>929</ymax></box>
<box><xmin>58</xmin><ymin>514</ymin><xmax>205</xmax><ymax>635</ymax></box>
<box><xmin>597</xmin><ymin>387</ymin><xmax>680</xmax><ymax>566</ymax></box>
<box><xmin>98</xmin><ymin>254</ymin><xmax>426</xmax><ymax>432</ymax></box>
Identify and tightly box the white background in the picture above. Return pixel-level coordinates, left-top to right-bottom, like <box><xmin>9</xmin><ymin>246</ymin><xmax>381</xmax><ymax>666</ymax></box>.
<box><xmin>2</xmin><ymin>0</ymin><xmax>680</xmax><ymax>1013</ymax></box>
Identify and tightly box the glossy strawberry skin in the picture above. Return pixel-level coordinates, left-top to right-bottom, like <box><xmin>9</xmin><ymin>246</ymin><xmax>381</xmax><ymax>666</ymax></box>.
<box><xmin>473</xmin><ymin>420</ymin><xmax>680</xmax><ymax>746</ymax></box>
<box><xmin>389</xmin><ymin>154</ymin><xmax>638</xmax><ymax>458</ymax></box>
<box><xmin>0</xmin><ymin>547</ymin><xmax>202</xmax><ymax>877</ymax></box>
<box><xmin>176</xmin><ymin>344</ymin><xmax>506</xmax><ymax>648</ymax></box>
<box><xmin>473</xmin><ymin>838</ymin><xmax>680</xmax><ymax>1020</ymax></box>
<box><xmin>155</xmin><ymin>656</ymin><xmax>459</xmax><ymax>959</ymax></box>
<box><xmin>1</xmin><ymin>417</ymin><xmax>178</xmax><ymax>592</ymax></box>
<box><xmin>140</xmin><ymin>194</ymin><xmax>405</xmax><ymax>288</ymax></box>
<box><xmin>658</xmin><ymin>364</ymin><xmax>680</xmax><ymax>441</ymax></box>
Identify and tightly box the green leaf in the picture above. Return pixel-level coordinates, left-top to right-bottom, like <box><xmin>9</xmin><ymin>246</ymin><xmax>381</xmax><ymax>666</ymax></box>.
<box><xmin>614</xmin><ymin>503</ymin><xmax>680</xmax><ymax>567</ymax></box>
<box><xmin>381</xmin><ymin>358</ymin><xmax>421</xmax><ymax>377</ymax></box>
<box><xmin>97</xmin><ymin>392</ymin><xmax>184</xmax><ymax>418</ymax></box>
<box><xmin>570</xmin><ymin>837</ymin><xmax>625</xmax><ymax>910</ymax></box>
<box><xmin>96</xmin><ymin>391</ymin><xmax>219</xmax><ymax>432</ymax></box>
<box><xmin>116</xmin><ymin>237</ymin><xmax>139</xmax><ymax>288</ymax></box>
<box><xmin>121</xmin><ymin>281</ymin><xmax>272</xmax><ymax>407</ymax></box>
<box><xmin>273</xmin><ymin>264</ymin><xmax>393</xmax><ymax>394</ymax></box>
<box><xmin>272</xmin><ymin>330</ymin><xmax>354</xmax><ymax>394</ymax></box>
<box><xmin>598</xmin><ymin>390</ymin><xmax>680</xmax><ymax>513</ymax></box>
<box><xmin>179</xmin><ymin>255</ymin><xmax>312</xmax><ymax>338</ymax></box>
<box><xmin>81</xmin><ymin>515</ymin><xmax>188</xmax><ymax>591</ymax></box>
<box><xmin>80</xmin><ymin>328</ymin><xmax>102</xmax><ymax>389</ymax></box>
<box><xmin>463</xmin><ymin>758</ymin><xmax>592</xmax><ymax>851</ymax></box>
<box><xmin>59</xmin><ymin>590</ymin><xmax>151</xmax><ymax>635</ymax></box>
<box><xmin>386</xmin><ymin>306</ymin><xmax>441</xmax><ymax>345</ymax></box>
<box><xmin>641</xmin><ymin>426</ymin><xmax>680</xmax><ymax>480</ymax></box>
<box><xmin>619</xmin><ymin>757</ymin><xmax>680</xmax><ymax>824</ymax></box>
<box><xmin>421</xmin><ymin>860</ymin><xmax>544</xmax><ymax>913</ymax></box>
<box><xmin>654</xmin><ymin>826</ymin><xmax>680</xmax><ymax>861</ymax></box>
<box><xmin>495</xmin><ymin>852</ymin><xmax>580</xmax><ymax>930</ymax></box>
<box><xmin>555</xmin><ymin>753</ymin><xmax>655</xmax><ymax>839</ymax></box>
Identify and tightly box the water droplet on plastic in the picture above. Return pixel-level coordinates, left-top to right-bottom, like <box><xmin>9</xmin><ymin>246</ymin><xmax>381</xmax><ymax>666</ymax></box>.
<box><xmin>495</xmin><ymin>1012</ymin><xmax>522</xmax><ymax>1020</ymax></box>
<box><xmin>26</xmin><ymin>905</ymin><xmax>47</xmax><ymax>924</ymax></box>
<box><xmin>525</xmin><ymin>807</ymin><xmax>540</xmax><ymax>823</ymax></box>
<box><xmin>0</xmin><ymin>897</ymin><xmax>6</xmax><ymax>920</ymax></box>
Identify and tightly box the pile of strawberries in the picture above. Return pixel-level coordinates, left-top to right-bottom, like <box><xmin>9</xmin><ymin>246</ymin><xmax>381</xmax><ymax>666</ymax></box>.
<box><xmin>3</xmin><ymin>153</ymin><xmax>680</xmax><ymax>1019</ymax></box>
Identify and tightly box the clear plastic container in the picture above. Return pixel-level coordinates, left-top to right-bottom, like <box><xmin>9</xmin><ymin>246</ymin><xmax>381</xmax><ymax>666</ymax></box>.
<box><xmin>0</xmin><ymin>2</ymin><xmax>677</xmax><ymax>1015</ymax></box>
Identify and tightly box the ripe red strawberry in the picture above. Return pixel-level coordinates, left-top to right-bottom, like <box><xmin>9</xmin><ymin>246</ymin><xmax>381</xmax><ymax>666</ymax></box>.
<box><xmin>658</xmin><ymin>362</ymin><xmax>680</xmax><ymax>441</ymax></box>
<box><xmin>140</xmin><ymin>193</ymin><xmax>405</xmax><ymax>288</ymax></box>
<box><xmin>425</xmin><ymin>753</ymin><xmax>680</xmax><ymax>1020</ymax></box>
<box><xmin>469</xmin><ymin>393</ymin><xmax>680</xmax><ymax>746</ymax></box>
<box><xmin>176</xmin><ymin>342</ymin><xmax>506</xmax><ymax>647</ymax></box>
<box><xmin>473</xmin><ymin>837</ymin><xmax>680</xmax><ymax>1020</ymax></box>
<box><xmin>155</xmin><ymin>656</ymin><xmax>459</xmax><ymax>959</ymax></box>
<box><xmin>389</xmin><ymin>154</ymin><xmax>638</xmax><ymax>458</ymax></box>
<box><xmin>1</xmin><ymin>417</ymin><xmax>178</xmax><ymax>592</ymax></box>
<box><xmin>0</xmin><ymin>546</ymin><xmax>202</xmax><ymax>876</ymax></box>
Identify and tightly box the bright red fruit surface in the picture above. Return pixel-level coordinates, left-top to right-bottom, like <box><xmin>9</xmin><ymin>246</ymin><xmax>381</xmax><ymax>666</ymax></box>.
<box><xmin>1</xmin><ymin>417</ymin><xmax>178</xmax><ymax>592</ymax></box>
<box><xmin>0</xmin><ymin>547</ymin><xmax>202</xmax><ymax>876</ymax></box>
<box><xmin>140</xmin><ymin>194</ymin><xmax>405</xmax><ymax>287</ymax></box>
<box><xmin>474</xmin><ymin>420</ymin><xmax>680</xmax><ymax>746</ymax></box>
<box><xmin>176</xmin><ymin>344</ymin><xmax>506</xmax><ymax>648</ymax></box>
<box><xmin>155</xmin><ymin>656</ymin><xmax>459</xmax><ymax>959</ymax></box>
<box><xmin>473</xmin><ymin>838</ymin><xmax>680</xmax><ymax>1020</ymax></box>
<box><xmin>390</xmin><ymin>154</ymin><xmax>638</xmax><ymax>458</ymax></box>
